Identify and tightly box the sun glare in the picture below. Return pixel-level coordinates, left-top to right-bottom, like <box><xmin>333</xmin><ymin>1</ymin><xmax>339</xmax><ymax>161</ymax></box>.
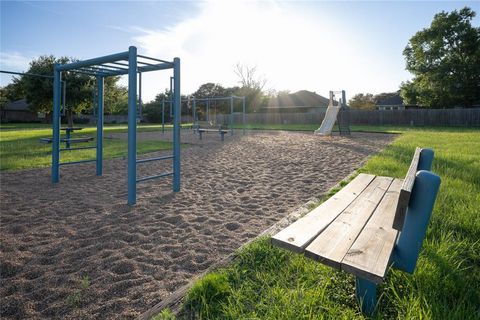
<box><xmin>132</xmin><ymin>0</ymin><xmax>387</xmax><ymax>101</ymax></box>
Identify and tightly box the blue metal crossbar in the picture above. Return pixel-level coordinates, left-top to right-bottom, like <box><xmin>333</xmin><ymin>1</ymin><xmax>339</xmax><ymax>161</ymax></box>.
<box><xmin>60</xmin><ymin>146</ymin><xmax>96</xmax><ymax>151</ymax></box>
<box><xmin>136</xmin><ymin>155</ymin><xmax>174</xmax><ymax>164</ymax></box>
<box><xmin>138</xmin><ymin>54</ymin><xmax>174</xmax><ymax>65</ymax></box>
<box><xmin>59</xmin><ymin>159</ymin><xmax>96</xmax><ymax>166</ymax></box>
<box><xmin>136</xmin><ymin>172</ymin><xmax>174</xmax><ymax>183</ymax></box>
<box><xmin>56</xmin><ymin>51</ymin><xmax>129</xmax><ymax>72</ymax></box>
<box><xmin>137</xmin><ymin>60</ymin><xmax>157</xmax><ymax>67</ymax></box>
<box><xmin>107</xmin><ymin>61</ymin><xmax>129</xmax><ymax>67</ymax></box>
<box><xmin>73</xmin><ymin>69</ymin><xmax>100</xmax><ymax>77</ymax></box>
<box><xmin>1</xmin><ymin>70</ymin><xmax>53</xmax><ymax>78</ymax></box>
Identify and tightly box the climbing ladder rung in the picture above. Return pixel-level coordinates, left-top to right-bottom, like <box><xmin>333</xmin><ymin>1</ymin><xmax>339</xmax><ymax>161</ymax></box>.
<box><xmin>59</xmin><ymin>159</ymin><xmax>96</xmax><ymax>166</ymax></box>
<box><xmin>61</xmin><ymin>146</ymin><xmax>97</xmax><ymax>151</ymax></box>
<box><xmin>136</xmin><ymin>155</ymin><xmax>174</xmax><ymax>164</ymax></box>
<box><xmin>136</xmin><ymin>172</ymin><xmax>173</xmax><ymax>183</ymax></box>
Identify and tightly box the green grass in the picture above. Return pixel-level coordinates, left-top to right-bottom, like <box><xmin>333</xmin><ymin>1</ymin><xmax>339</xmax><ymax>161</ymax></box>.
<box><xmin>0</xmin><ymin>124</ymin><xmax>182</xmax><ymax>171</ymax></box>
<box><xmin>171</xmin><ymin>127</ymin><xmax>480</xmax><ymax>319</ymax></box>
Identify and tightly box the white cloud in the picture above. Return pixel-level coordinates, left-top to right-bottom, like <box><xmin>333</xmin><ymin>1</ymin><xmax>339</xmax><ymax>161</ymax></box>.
<box><xmin>127</xmin><ymin>0</ymin><xmax>409</xmax><ymax>101</ymax></box>
<box><xmin>0</xmin><ymin>52</ymin><xmax>32</xmax><ymax>71</ymax></box>
<box><xmin>0</xmin><ymin>52</ymin><xmax>34</xmax><ymax>86</ymax></box>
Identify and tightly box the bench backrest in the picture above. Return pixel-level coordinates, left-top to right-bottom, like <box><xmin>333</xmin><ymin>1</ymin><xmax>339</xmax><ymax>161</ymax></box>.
<box><xmin>392</xmin><ymin>147</ymin><xmax>435</xmax><ymax>230</ymax></box>
<box><xmin>392</xmin><ymin>147</ymin><xmax>421</xmax><ymax>230</ymax></box>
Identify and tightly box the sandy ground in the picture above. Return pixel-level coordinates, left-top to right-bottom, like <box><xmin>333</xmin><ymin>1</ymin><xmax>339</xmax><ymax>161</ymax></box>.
<box><xmin>0</xmin><ymin>130</ymin><xmax>394</xmax><ymax>319</ymax></box>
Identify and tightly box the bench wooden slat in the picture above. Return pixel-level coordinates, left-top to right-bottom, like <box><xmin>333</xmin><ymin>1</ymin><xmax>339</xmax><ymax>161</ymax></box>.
<box><xmin>393</xmin><ymin>147</ymin><xmax>422</xmax><ymax>230</ymax></box>
<box><xmin>198</xmin><ymin>129</ymin><xmax>228</xmax><ymax>133</ymax></box>
<box><xmin>271</xmin><ymin>173</ymin><xmax>376</xmax><ymax>253</ymax></box>
<box><xmin>304</xmin><ymin>176</ymin><xmax>393</xmax><ymax>269</ymax></box>
<box><xmin>65</xmin><ymin>137</ymin><xmax>94</xmax><ymax>143</ymax></box>
<box><xmin>341</xmin><ymin>178</ymin><xmax>402</xmax><ymax>283</ymax></box>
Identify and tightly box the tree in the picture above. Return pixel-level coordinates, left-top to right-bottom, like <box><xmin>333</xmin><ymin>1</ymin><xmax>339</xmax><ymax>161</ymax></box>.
<box><xmin>6</xmin><ymin>55</ymin><xmax>126</xmax><ymax>124</ymax></box>
<box><xmin>1</xmin><ymin>79</ymin><xmax>25</xmax><ymax>102</ymax></box>
<box><xmin>104</xmin><ymin>80</ymin><xmax>128</xmax><ymax>115</ymax></box>
<box><xmin>400</xmin><ymin>7</ymin><xmax>480</xmax><ymax>107</ymax></box>
<box><xmin>192</xmin><ymin>83</ymin><xmax>226</xmax><ymax>98</ymax></box>
<box><xmin>348</xmin><ymin>93</ymin><xmax>375</xmax><ymax>109</ymax></box>
<box><xmin>234</xmin><ymin>63</ymin><xmax>267</xmax><ymax>112</ymax></box>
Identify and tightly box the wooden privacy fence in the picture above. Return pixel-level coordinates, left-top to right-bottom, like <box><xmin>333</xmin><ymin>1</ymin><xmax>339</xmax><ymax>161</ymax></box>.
<box><xmin>215</xmin><ymin>109</ymin><xmax>480</xmax><ymax>127</ymax></box>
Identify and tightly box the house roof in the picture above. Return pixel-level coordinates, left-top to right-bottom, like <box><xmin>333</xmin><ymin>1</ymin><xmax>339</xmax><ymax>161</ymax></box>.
<box><xmin>4</xmin><ymin>99</ymin><xmax>30</xmax><ymax>111</ymax></box>
<box><xmin>375</xmin><ymin>93</ymin><xmax>404</xmax><ymax>106</ymax></box>
<box><xmin>268</xmin><ymin>90</ymin><xmax>330</xmax><ymax>108</ymax></box>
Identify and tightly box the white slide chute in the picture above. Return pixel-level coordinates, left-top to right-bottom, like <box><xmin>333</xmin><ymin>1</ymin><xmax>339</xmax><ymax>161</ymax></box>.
<box><xmin>315</xmin><ymin>90</ymin><xmax>345</xmax><ymax>135</ymax></box>
<box><xmin>314</xmin><ymin>101</ymin><xmax>340</xmax><ymax>135</ymax></box>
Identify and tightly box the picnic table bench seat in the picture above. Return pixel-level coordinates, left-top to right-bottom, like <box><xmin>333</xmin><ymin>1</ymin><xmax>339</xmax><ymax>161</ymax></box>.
<box><xmin>272</xmin><ymin>148</ymin><xmax>441</xmax><ymax>314</ymax></box>
<box><xmin>40</xmin><ymin>137</ymin><xmax>94</xmax><ymax>144</ymax></box>
<box><xmin>194</xmin><ymin>121</ymin><xmax>229</xmax><ymax>141</ymax></box>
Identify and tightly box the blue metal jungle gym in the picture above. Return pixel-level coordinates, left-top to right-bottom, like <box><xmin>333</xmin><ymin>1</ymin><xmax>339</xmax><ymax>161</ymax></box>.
<box><xmin>51</xmin><ymin>46</ymin><xmax>181</xmax><ymax>205</ymax></box>
<box><xmin>160</xmin><ymin>95</ymin><xmax>246</xmax><ymax>135</ymax></box>
<box><xmin>192</xmin><ymin>96</ymin><xmax>246</xmax><ymax>135</ymax></box>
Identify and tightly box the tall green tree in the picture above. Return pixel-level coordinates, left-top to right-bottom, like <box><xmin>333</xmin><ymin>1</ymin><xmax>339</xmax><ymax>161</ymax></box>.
<box><xmin>348</xmin><ymin>93</ymin><xmax>375</xmax><ymax>109</ymax></box>
<box><xmin>401</xmin><ymin>7</ymin><xmax>480</xmax><ymax>107</ymax></box>
<box><xmin>193</xmin><ymin>83</ymin><xmax>227</xmax><ymax>98</ymax></box>
<box><xmin>6</xmin><ymin>55</ymin><xmax>127</xmax><ymax>124</ymax></box>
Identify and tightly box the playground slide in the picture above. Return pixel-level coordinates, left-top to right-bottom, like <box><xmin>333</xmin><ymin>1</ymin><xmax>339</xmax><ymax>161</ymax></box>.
<box><xmin>315</xmin><ymin>105</ymin><xmax>340</xmax><ymax>135</ymax></box>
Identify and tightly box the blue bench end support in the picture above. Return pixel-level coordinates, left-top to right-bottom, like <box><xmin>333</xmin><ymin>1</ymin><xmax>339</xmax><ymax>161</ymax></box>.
<box><xmin>418</xmin><ymin>148</ymin><xmax>434</xmax><ymax>171</ymax></box>
<box><xmin>391</xmin><ymin>170</ymin><xmax>441</xmax><ymax>274</ymax></box>
<box><xmin>356</xmin><ymin>277</ymin><xmax>377</xmax><ymax>315</ymax></box>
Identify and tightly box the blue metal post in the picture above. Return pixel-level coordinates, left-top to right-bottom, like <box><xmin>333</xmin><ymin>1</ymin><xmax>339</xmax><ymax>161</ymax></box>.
<box><xmin>243</xmin><ymin>96</ymin><xmax>246</xmax><ymax>135</ymax></box>
<box><xmin>391</xmin><ymin>170</ymin><xmax>441</xmax><ymax>273</ymax></box>
<box><xmin>355</xmin><ymin>277</ymin><xmax>377</xmax><ymax>315</ymax></box>
<box><xmin>52</xmin><ymin>66</ymin><xmax>61</xmax><ymax>183</ymax></box>
<box><xmin>162</xmin><ymin>99</ymin><xmax>165</xmax><ymax>133</ymax></box>
<box><xmin>62</xmin><ymin>80</ymin><xmax>66</xmax><ymax>116</ymax></box>
<box><xmin>207</xmin><ymin>99</ymin><xmax>210</xmax><ymax>122</ymax></box>
<box><xmin>193</xmin><ymin>98</ymin><xmax>196</xmax><ymax>133</ymax></box>
<box><xmin>230</xmin><ymin>96</ymin><xmax>234</xmax><ymax>135</ymax></box>
<box><xmin>138</xmin><ymin>72</ymin><xmax>143</xmax><ymax>121</ymax></box>
<box><xmin>65</xmin><ymin>129</ymin><xmax>71</xmax><ymax>149</ymax></box>
<box><xmin>96</xmin><ymin>76</ymin><xmax>104</xmax><ymax>176</ymax></box>
<box><xmin>169</xmin><ymin>77</ymin><xmax>174</xmax><ymax>117</ymax></box>
<box><xmin>127</xmin><ymin>46</ymin><xmax>138</xmax><ymax>205</ymax></box>
<box><xmin>173</xmin><ymin>57</ymin><xmax>181</xmax><ymax>192</ymax></box>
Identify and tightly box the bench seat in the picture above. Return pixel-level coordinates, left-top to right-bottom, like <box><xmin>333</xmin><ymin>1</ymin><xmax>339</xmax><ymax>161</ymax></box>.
<box><xmin>40</xmin><ymin>137</ymin><xmax>94</xmax><ymax>144</ymax></box>
<box><xmin>272</xmin><ymin>173</ymin><xmax>402</xmax><ymax>284</ymax></box>
<box><xmin>197</xmin><ymin>128</ymin><xmax>229</xmax><ymax>141</ymax></box>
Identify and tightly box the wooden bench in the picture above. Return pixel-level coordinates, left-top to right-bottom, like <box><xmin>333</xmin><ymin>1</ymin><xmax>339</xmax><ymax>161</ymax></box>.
<box><xmin>271</xmin><ymin>148</ymin><xmax>441</xmax><ymax>314</ymax></box>
<box><xmin>194</xmin><ymin>121</ymin><xmax>229</xmax><ymax>141</ymax></box>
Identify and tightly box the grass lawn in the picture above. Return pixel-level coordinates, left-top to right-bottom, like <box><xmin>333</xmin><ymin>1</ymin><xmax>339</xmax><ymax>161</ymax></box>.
<box><xmin>164</xmin><ymin>127</ymin><xmax>480</xmax><ymax>319</ymax></box>
<box><xmin>0</xmin><ymin>123</ymin><xmax>189</xmax><ymax>171</ymax></box>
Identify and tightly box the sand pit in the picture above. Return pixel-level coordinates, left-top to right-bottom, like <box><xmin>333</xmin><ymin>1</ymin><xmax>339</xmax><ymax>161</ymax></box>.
<box><xmin>0</xmin><ymin>130</ymin><xmax>394</xmax><ymax>319</ymax></box>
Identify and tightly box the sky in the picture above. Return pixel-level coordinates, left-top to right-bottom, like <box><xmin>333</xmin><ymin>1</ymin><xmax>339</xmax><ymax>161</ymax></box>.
<box><xmin>1</xmin><ymin>0</ymin><xmax>479</xmax><ymax>102</ymax></box>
